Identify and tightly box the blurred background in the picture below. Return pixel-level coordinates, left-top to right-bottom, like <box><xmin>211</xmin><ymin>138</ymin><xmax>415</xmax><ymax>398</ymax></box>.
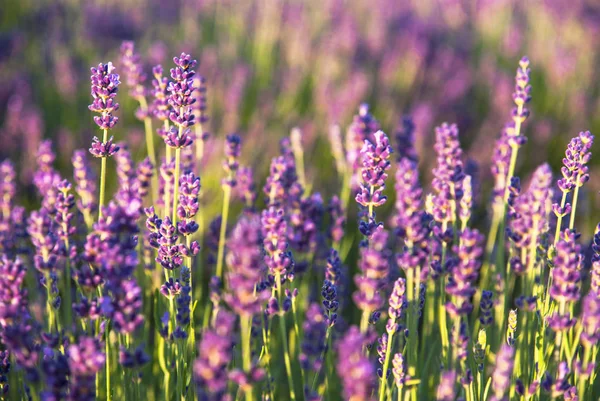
<box><xmin>1</xmin><ymin>0</ymin><xmax>600</xmax><ymax>235</ymax></box>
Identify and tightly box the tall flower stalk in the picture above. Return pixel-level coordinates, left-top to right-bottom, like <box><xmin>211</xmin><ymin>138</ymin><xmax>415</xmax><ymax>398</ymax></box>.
<box><xmin>120</xmin><ymin>41</ymin><xmax>159</xmax><ymax>204</ymax></box>
<box><xmin>88</xmin><ymin>62</ymin><xmax>121</xmax><ymax>219</ymax></box>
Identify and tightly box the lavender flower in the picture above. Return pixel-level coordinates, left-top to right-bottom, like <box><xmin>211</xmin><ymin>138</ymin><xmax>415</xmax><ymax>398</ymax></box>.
<box><xmin>224</xmin><ymin>213</ymin><xmax>268</xmax><ymax>316</ymax></box>
<box><xmin>151</xmin><ymin>65</ymin><xmax>169</xmax><ymax>122</ymax></box>
<box><xmin>548</xmin><ymin>229</ymin><xmax>582</xmax><ymax>331</ymax></box>
<box><xmin>386</xmin><ymin>278</ymin><xmax>406</xmax><ymax>334</ymax></box>
<box><xmin>177</xmin><ymin>172</ymin><xmax>200</xmax><ymax>236</ymax></box>
<box><xmin>479</xmin><ymin>290</ymin><xmax>494</xmax><ymax>327</ymax></box>
<box><xmin>194</xmin><ymin>310</ymin><xmax>235</xmax><ymax>400</ymax></box>
<box><xmin>136</xmin><ymin>157</ymin><xmax>154</xmax><ymax>199</ymax></box>
<box><xmin>556</xmin><ymin>131</ymin><xmax>593</xmax><ymax>194</ymax></box>
<box><xmin>89</xmin><ymin>62</ymin><xmax>120</xmax><ymax>129</ymax></box>
<box><xmin>261</xmin><ymin>207</ymin><xmax>293</xmax><ymax>279</ymax></box>
<box><xmin>327</xmin><ymin>195</ymin><xmax>345</xmax><ymax>244</ymax></box>
<box><xmin>436</xmin><ymin>371</ymin><xmax>457</xmax><ymax>401</ymax></box>
<box><xmin>120</xmin><ymin>41</ymin><xmax>147</xmax><ymax>104</ymax></box>
<box><xmin>353</xmin><ymin>225</ymin><xmax>390</xmax><ymax>315</ymax></box>
<box><xmin>67</xmin><ymin>337</ymin><xmax>105</xmax><ymax>401</ymax></box>
<box><xmin>165</xmin><ymin>53</ymin><xmax>196</xmax><ymax>149</ymax></box>
<box><xmin>336</xmin><ymin>326</ymin><xmax>375</xmax><ymax>401</ymax></box>
<box><xmin>431</xmin><ymin>122</ymin><xmax>464</xmax><ymax>231</ymax></box>
<box><xmin>392</xmin><ymin>353</ymin><xmax>405</xmax><ymax>389</ymax></box>
<box><xmin>72</xmin><ymin>150</ymin><xmax>97</xmax><ymax>219</ymax></box>
<box><xmin>506</xmin><ymin>57</ymin><xmax>531</xmax><ymax>149</ymax></box>
<box><xmin>111</xmin><ymin>279</ymin><xmax>144</xmax><ymax>334</ymax></box>
<box><xmin>355</xmin><ymin>130</ymin><xmax>393</xmax><ymax>214</ymax></box>
<box><xmin>491</xmin><ymin>345</ymin><xmax>514</xmax><ymax>401</ymax></box>
<box><xmin>28</xmin><ymin>208</ymin><xmax>59</xmax><ymax>272</ymax></box>
<box><xmin>0</xmin><ymin>160</ymin><xmax>16</xmax><ymax>219</ymax></box>
<box><xmin>446</xmin><ymin>228</ymin><xmax>484</xmax><ymax>317</ymax></box>
<box><xmin>34</xmin><ymin>140</ymin><xmax>61</xmax><ymax>196</ymax></box>
<box><xmin>55</xmin><ymin>180</ymin><xmax>76</xmax><ymax>247</ymax></box>
<box><xmin>509</xmin><ymin>164</ymin><xmax>553</xmax><ymax>253</ymax></box>
<box><xmin>580</xmin><ymin>291</ymin><xmax>600</xmax><ymax>347</ymax></box>
<box><xmin>223</xmin><ymin>134</ymin><xmax>241</xmax><ymax>188</ymax></box>
<box><xmin>299</xmin><ymin>303</ymin><xmax>328</xmax><ymax>372</ymax></box>
<box><xmin>394</xmin><ymin>116</ymin><xmax>417</xmax><ymax>162</ymax></box>
<box><xmin>41</xmin><ymin>349</ymin><xmax>70</xmax><ymax>401</ymax></box>
<box><xmin>346</xmin><ymin>104</ymin><xmax>381</xmax><ymax>187</ymax></box>
<box><xmin>393</xmin><ymin>157</ymin><xmax>422</xmax><ymax>240</ymax></box>
<box><xmin>235</xmin><ymin>166</ymin><xmax>257</xmax><ymax>208</ymax></box>
<box><xmin>0</xmin><ymin>351</ymin><xmax>9</xmax><ymax>395</ymax></box>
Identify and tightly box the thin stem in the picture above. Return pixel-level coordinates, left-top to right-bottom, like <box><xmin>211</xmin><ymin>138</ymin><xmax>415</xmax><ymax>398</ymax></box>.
<box><xmin>241</xmin><ymin>315</ymin><xmax>254</xmax><ymax>401</ymax></box>
<box><xmin>99</xmin><ymin>129</ymin><xmax>108</xmax><ymax>219</ymax></box>
<box><xmin>378</xmin><ymin>329</ymin><xmax>396</xmax><ymax>401</ymax></box>
<box><xmin>105</xmin><ymin>323</ymin><xmax>112</xmax><ymax>401</ymax></box>
<box><xmin>569</xmin><ymin>184</ymin><xmax>580</xmax><ymax>230</ymax></box>
<box><xmin>215</xmin><ymin>186</ymin><xmax>232</xmax><ymax>280</ymax></box>
<box><xmin>139</xmin><ymin>96</ymin><xmax>159</xmax><ymax>205</ymax></box>
<box><xmin>553</xmin><ymin>191</ymin><xmax>568</xmax><ymax>245</ymax></box>
<box><xmin>276</xmin><ymin>273</ymin><xmax>296</xmax><ymax>401</ymax></box>
<box><xmin>173</xmin><ymin>148</ymin><xmax>181</xmax><ymax>224</ymax></box>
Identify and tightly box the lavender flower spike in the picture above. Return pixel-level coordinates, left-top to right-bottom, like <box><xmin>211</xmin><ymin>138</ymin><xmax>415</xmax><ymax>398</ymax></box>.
<box><xmin>491</xmin><ymin>345</ymin><xmax>515</xmax><ymax>401</ymax></box>
<box><xmin>337</xmin><ymin>326</ymin><xmax>376</xmax><ymax>401</ymax></box>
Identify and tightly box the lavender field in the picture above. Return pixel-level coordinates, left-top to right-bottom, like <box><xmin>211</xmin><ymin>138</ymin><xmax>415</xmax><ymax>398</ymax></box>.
<box><xmin>1</xmin><ymin>0</ymin><xmax>600</xmax><ymax>400</ymax></box>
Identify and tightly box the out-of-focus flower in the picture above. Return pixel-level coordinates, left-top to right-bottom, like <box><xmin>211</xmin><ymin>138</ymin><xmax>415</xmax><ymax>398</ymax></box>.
<box><xmin>336</xmin><ymin>326</ymin><xmax>375</xmax><ymax>401</ymax></box>
<box><xmin>491</xmin><ymin>345</ymin><xmax>514</xmax><ymax>401</ymax></box>
<box><xmin>194</xmin><ymin>310</ymin><xmax>235</xmax><ymax>400</ymax></box>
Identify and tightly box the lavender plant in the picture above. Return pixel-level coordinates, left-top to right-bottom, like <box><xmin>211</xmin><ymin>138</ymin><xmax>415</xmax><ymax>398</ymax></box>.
<box><xmin>1</xmin><ymin>35</ymin><xmax>600</xmax><ymax>401</ymax></box>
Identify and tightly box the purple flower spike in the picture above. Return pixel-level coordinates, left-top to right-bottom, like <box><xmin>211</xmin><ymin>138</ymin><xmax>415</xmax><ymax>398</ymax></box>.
<box><xmin>346</xmin><ymin>104</ymin><xmax>381</xmax><ymax>185</ymax></box>
<box><xmin>491</xmin><ymin>345</ymin><xmax>515</xmax><ymax>401</ymax></box>
<box><xmin>355</xmin><ymin>130</ymin><xmax>393</xmax><ymax>210</ymax></box>
<box><xmin>394</xmin><ymin>116</ymin><xmax>417</xmax><ymax>163</ymax></box>
<box><xmin>393</xmin><ymin>157</ymin><xmax>422</xmax><ymax>240</ymax></box>
<box><xmin>336</xmin><ymin>326</ymin><xmax>376</xmax><ymax>401</ymax></box>
<box><xmin>224</xmin><ymin>213</ymin><xmax>268</xmax><ymax>316</ymax></box>
<box><xmin>151</xmin><ymin>65</ymin><xmax>170</xmax><ymax>122</ymax></box>
<box><xmin>164</xmin><ymin>53</ymin><xmax>197</xmax><ymax>149</ymax></box>
<box><xmin>353</xmin><ymin>225</ymin><xmax>390</xmax><ymax>314</ymax></box>
<box><xmin>89</xmin><ymin>136</ymin><xmax>120</xmax><ymax>158</ymax></box>
<box><xmin>177</xmin><ymin>172</ymin><xmax>200</xmax><ymax>236</ymax></box>
<box><xmin>194</xmin><ymin>310</ymin><xmax>235</xmax><ymax>400</ymax></box>
<box><xmin>436</xmin><ymin>370</ymin><xmax>457</xmax><ymax>401</ymax></box>
<box><xmin>506</xmin><ymin>57</ymin><xmax>531</xmax><ymax>148</ymax></box>
<box><xmin>68</xmin><ymin>337</ymin><xmax>105</xmax><ymax>401</ymax></box>
<box><xmin>235</xmin><ymin>166</ymin><xmax>257</xmax><ymax>208</ymax></box>
<box><xmin>386</xmin><ymin>278</ymin><xmax>406</xmax><ymax>334</ymax></box>
<box><xmin>581</xmin><ymin>291</ymin><xmax>600</xmax><ymax>347</ymax></box>
<box><xmin>0</xmin><ymin>161</ymin><xmax>16</xmax><ymax>218</ymax></box>
<box><xmin>89</xmin><ymin>62</ymin><xmax>120</xmax><ymax>130</ymax></box>
<box><xmin>548</xmin><ymin>229</ymin><xmax>582</xmax><ymax>332</ymax></box>
<box><xmin>119</xmin><ymin>41</ymin><xmax>146</xmax><ymax>102</ymax></box>
<box><xmin>446</xmin><ymin>228</ymin><xmax>484</xmax><ymax>317</ymax></box>
<box><xmin>299</xmin><ymin>303</ymin><xmax>328</xmax><ymax>372</ymax></box>
<box><xmin>431</xmin><ymin>122</ymin><xmax>464</xmax><ymax>228</ymax></box>
<box><xmin>222</xmin><ymin>134</ymin><xmax>242</xmax><ymax>188</ymax></box>
<box><xmin>261</xmin><ymin>207</ymin><xmax>293</xmax><ymax>279</ymax></box>
<box><xmin>72</xmin><ymin>150</ymin><xmax>97</xmax><ymax>218</ymax></box>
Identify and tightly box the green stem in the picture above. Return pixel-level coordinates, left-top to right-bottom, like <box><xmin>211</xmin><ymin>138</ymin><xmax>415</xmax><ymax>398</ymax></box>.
<box><xmin>553</xmin><ymin>191</ymin><xmax>568</xmax><ymax>245</ymax></box>
<box><xmin>569</xmin><ymin>184</ymin><xmax>580</xmax><ymax>230</ymax></box>
<box><xmin>276</xmin><ymin>273</ymin><xmax>296</xmax><ymax>401</ymax></box>
<box><xmin>378</xmin><ymin>329</ymin><xmax>396</xmax><ymax>401</ymax></box>
<box><xmin>139</xmin><ymin>96</ymin><xmax>159</xmax><ymax>205</ymax></box>
<box><xmin>99</xmin><ymin>129</ymin><xmax>108</xmax><ymax>219</ymax></box>
<box><xmin>241</xmin><ymin>315</ymin><xmax>254</xmax><ymax>401</ymax></box>
<box><xmin>105</xmin><ymin>322</ymin><xmax>112</xmax><ymax>401</ymax></box>
<box><xmin>215</xmin><ymin>186</ymin><xmax>232</xmax><ymax>280</ymax></box>
<box><xmin>173</xmin><ymin>148</ymin><xmax>181</xmax><ymax>224</ymax></box>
